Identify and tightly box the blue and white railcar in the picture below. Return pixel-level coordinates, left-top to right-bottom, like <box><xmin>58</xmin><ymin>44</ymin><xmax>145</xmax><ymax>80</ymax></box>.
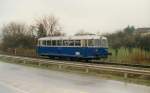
<box><xmin>37</xmin><ymin>35</ymin><xmax>110</xmax><ymax>60</ymax></box>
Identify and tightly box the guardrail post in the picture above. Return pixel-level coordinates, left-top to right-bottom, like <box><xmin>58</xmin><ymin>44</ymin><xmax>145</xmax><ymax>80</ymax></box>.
<box><xmin>85</xmin><ymin>68</ymin><xmax>89</xmax><ymax>73</ymax></box>
<box><xmin>58</xmin><ymin>64</ymin><xmax>62</xmax><ymax>69</ymax></box>
<box><xmin>124</xmin><ymin>73</ymin><xmax>128</xmax><ymax>79</ymax></box>
<box><xmin>23</xmin><ymin>60</ymin><xmax>26</xmax><ymax>64</ymax></box>
<box><xmin>38</xmin><ymin>63</ymin><xmax>41</xmax><ymax>66</ymax></box>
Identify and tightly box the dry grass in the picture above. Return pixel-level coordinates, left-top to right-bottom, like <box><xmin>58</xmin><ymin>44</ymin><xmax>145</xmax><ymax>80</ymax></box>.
<box><xmin>0</xmin><ymin>48</ymin><xmax>37</xmax><ymax>58</ymax></box>
<box><xmin>109</xmin><ymin>48</ymin><xmax>150</xmax><ymax>64</ymax></box>
<box><xmin>130</xmin><ymin>50</ymin><xmax>149</xmax><ymax>64</ymax></box>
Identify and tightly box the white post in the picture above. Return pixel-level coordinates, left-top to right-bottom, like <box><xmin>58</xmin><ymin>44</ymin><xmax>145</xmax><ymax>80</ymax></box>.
<box><xmin>58</xmin><ymin>64</ymin><xmax>62</xmax><ymax>69</ymax></box>
<box><xmin>124</xmin><ymin>73</ymin><xmax>128</xmax><ymax>79</ymax></box>
<box><xmin>85</xmin><ymin>68</ymin><xmax>89</xmax><ymax>73</ymax></box>
<box><xmin>23</xmin><ymin>60</ymin><xmax>26</xmax><ymax>64</ymax></box>
<box><xmin>38</xmin><ymin>63</ymin><xmax>41</xmax><ymax>66</ymax></box>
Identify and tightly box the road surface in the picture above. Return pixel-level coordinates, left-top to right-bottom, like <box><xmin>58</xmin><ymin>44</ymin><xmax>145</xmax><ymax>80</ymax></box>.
<box><xmin>0</xmin><ymin>61</ymin><xmax>149</xmax><ymax>93</ymax></box>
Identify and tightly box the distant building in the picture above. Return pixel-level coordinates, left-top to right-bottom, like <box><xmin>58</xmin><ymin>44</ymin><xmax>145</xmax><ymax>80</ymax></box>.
<box><xmin>135</xmin><ymin>27</ymin><xmax>150</xmax><ymax>32</ymax></box>
<box><xmin>135</xmin><ymin>27</ymin><xmax>150</xmax><ymax>36</ymax></box>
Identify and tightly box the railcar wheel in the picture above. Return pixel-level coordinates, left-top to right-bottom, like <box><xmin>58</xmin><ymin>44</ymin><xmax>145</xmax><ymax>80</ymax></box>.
<box><xmin>85</xmin><ymin>60</ymin><xmax>89</xmax><ymax>62</ymax></box>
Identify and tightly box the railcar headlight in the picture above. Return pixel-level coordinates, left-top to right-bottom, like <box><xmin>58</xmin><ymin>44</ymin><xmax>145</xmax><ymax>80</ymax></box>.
<box><xmin>75</xmin><ymin>52</ymin><xmax>80</xmax><ymax>55</ymax></box>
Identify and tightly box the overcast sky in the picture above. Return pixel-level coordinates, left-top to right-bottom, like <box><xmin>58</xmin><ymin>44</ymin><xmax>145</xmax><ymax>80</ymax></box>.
<box><xmin>0</xmin><ymin>0</ymin><xmax>150</xmax><ymax>35</ymax></box>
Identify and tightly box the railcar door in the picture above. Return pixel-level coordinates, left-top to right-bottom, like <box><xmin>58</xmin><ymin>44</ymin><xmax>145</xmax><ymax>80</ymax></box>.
<box><xmin>57</xmin><ymin>40</ymin><xmax>62</xmax><ymax>55</ymax></box>
<box><xmin>81</xmin><ymin>39</ymin><xmax>89</xmax><ymax>58</ymax></box>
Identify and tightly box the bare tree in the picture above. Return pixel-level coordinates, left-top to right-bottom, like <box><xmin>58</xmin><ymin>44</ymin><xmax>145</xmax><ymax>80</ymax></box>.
<box><xmin>1</xmin><ymin>22</ymin><xmax>35</xmax><ymax>49</ymax></box>
<box><xmin>36</xmin><ymin>15</ymin><xmax>62</xmax><ymax>37</ymax></box>
<box><xmin>2</xmin><ymin>22</ymin><xmax>28</xmax><ymax>36</ymax></box>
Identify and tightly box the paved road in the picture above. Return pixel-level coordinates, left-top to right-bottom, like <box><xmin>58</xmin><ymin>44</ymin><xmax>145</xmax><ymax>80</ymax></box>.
<box><xmin>0</xmin><ymin>61</ymin><xmax>149</xmax><ymax>93</ymax></box>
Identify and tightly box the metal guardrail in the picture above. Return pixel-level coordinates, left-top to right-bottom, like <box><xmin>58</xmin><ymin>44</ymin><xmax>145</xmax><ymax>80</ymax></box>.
<box><xmin>0</xmin><ymin>54</ymin><xmax>150</xmax><ymax>78</ymax></box>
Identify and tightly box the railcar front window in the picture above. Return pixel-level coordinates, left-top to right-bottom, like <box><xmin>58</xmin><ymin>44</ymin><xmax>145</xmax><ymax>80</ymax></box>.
<box><xmin>94</xmin><ymin>39</ymin><xmax>100</xmax><ymax>47</ymax></box>
<box><xmin>101</xmin><ymin>39</ymin><xmax>108</xmax><ymax>47</ymax></box>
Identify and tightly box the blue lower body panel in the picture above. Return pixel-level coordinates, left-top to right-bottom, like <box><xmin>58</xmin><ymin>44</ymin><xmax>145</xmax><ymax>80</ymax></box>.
<box><xmin>37</xmin><ymin>46</ymin><xmax>109</xmax><ymax>59</ymax></box>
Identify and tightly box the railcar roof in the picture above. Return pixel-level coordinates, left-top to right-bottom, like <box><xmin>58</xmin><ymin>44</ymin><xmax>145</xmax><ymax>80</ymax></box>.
<box><xmin>38</xmin><ymin>35</ymin><xmax>107</xmax><ymax>40</ymax></box>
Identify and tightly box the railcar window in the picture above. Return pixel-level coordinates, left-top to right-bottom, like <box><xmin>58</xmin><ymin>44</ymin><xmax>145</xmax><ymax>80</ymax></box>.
<box><xmin>63</xmin><ymin>40</ymin><xmax>69</xmax><ymax>46</ymax></box>
<box><xmin>88</xmin><ymin>39</ymin><xmax>94</xmax><ymax>46</ymax></box>
<box><xmin>42</xmin><ymin>40</ymin><xmax>47</xmax><ymax>46</ymax></box>
<box><xmin>85</xmin><ymin>40</ymin><xmax>88</xmax><ymax>47</ymax></box>
<box><xmin>52</xmin><ymin>40</ymin><xmax>56</xmax><ymax>46</ymax></box>
<box><xmin>68</xmin><ymin>40</ymin><xmax>74</xmax><ymax>46</ymax></box>
<box><xmin>47</xmin><ymin>40</ymin><xmax>51</xmax><ymax>46</ymax></box>
<box><xmin>57</xmin><ymin>40</ymin><xmax>62</xmax><ymax>46</ymax></box>
<box><xmin>81</xmin><ymin>40</ymin><xmax>87</xmax><ymax>47</ymax></box>
<box><xmin>74</xmin><ymin>40</ymin><xmax>81</xmax><ymax>46</ymax></box>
